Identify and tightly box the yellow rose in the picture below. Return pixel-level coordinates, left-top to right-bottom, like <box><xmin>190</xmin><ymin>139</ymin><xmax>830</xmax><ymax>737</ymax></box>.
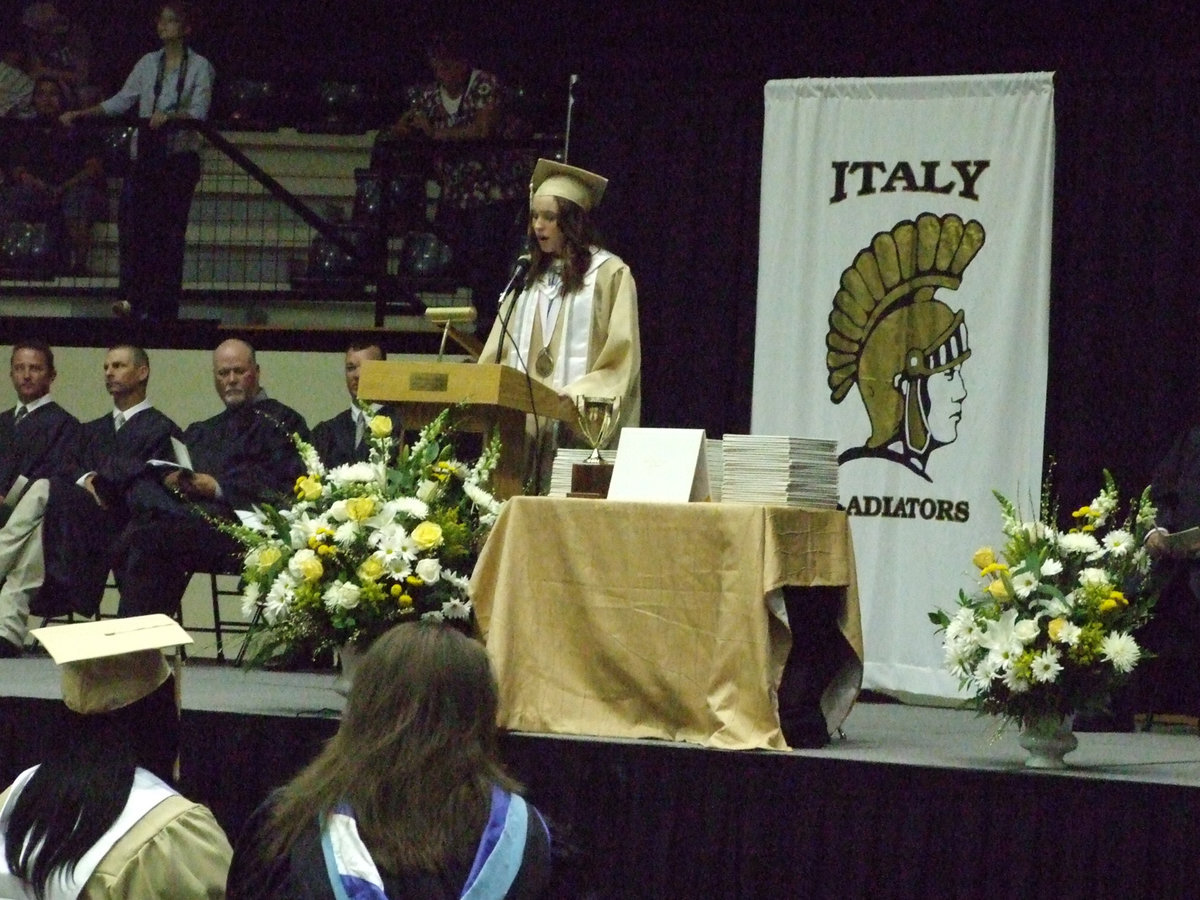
<box><xmin>345</xmin><ymin>496</ymin><xmax>376</xmax><ymax>521</ymax></box>
<box><xmin>986</xmin><ymin>579</ymin><xmax>1010</xmax><ymax>601</ymax></box>
<box><xmin>292</xmin><ymin>549</ymin><xmax>324</xmax><ymax>583</ymax></box>
<box><xmin>295</xmin><ymin>475</ymin><xmax>322</xmax><ymax>501</ymax></box>
<box><xmin>972</xmin><ymin>547</ymin><xmax>996</xmax><ymax>570</ymax></box>
<box><xmin>368</xmin><ymin>414</ymin><xmax>393</xmax><ymax>439</ymax></box>
<box><xmin>1047</xmin><ymin>617</ymin><xmax>1067</xmax><ymax>642</ymax></box>
<box><xmin>411</xmin><ymin>521</ymin><xmax>443</xmax><ymax>551</ymax></box>
<box><xmin>252</xmin><ymin>545</ymin><xmax>282</xmax><ymax>571</ymax></box>
<box><xmin>358</xmin><ymin>556</ymin><xmax>385</xmax><ymax>582</ymax></box>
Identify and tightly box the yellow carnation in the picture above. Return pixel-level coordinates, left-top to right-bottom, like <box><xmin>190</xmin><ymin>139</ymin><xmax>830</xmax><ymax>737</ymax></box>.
<box><xmin>295</xmin><ymin>475</ymin><xmax>322</xmax><ymax>501</ymax></box>
<box><xmin>972</xmin><ymin>547</ymin><xmax>996</xmax><ymax>570</ymax></box>
<box><xmin>345</xmin><ymin>496</ymin><xmax>376</xmax><ymax>521</ymax></box>
<box><xmin>368</xmin><ymin>414</ymin><xmax>393</xmax><ymax>439</ymax></box>
<box><xmin>411</xmin><ymin>521</ymin><xmax>443</xmax><ymax>551</ymax></box>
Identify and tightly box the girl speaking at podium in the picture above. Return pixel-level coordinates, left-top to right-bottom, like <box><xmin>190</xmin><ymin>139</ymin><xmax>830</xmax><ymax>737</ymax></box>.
<box><xmin>480</xmin><ymin>159</ymin><xmax>641</xmax><ymax>490</ymax></box>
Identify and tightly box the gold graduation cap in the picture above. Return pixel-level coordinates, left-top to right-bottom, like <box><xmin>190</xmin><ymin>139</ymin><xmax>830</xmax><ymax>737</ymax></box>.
<box><xmin>31</xmin><ymin>614</ymin><xmax>192</xmax><ymax>715</ymax></box>
<box><xmin>530</xmin><ymin>159</ymin><xmax>608</xmax><ymax>211</ymax></box>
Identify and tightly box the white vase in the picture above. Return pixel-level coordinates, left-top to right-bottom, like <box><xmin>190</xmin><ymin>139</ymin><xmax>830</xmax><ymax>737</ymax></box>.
<box><xmin>1018</xmin><ymin>713</ymin><xmax>1078</xmax><ymax>769</ymax></box>
<box><xmin>333</xmin><ymin>642</ymin><xmax>365</xmax><ymax>696</ymax></box>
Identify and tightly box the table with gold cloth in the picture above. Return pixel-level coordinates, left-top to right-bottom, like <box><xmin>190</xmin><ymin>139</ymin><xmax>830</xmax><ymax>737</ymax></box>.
<box><xmin>471</xmin><ymin>496</ymin><xmax>863</xmax><ymax>751</ymax></box>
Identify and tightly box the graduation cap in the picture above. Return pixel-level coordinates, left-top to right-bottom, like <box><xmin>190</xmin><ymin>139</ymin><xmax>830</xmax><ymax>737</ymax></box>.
<box><xmin>530</xmin><ymin>159</ymin><xmax>608</xmax><ymax>212</ymax></box>
<box><xmin>30</xmin><ymin>614</ymin><xmax>192</xmax><ymax>715</ymax></box>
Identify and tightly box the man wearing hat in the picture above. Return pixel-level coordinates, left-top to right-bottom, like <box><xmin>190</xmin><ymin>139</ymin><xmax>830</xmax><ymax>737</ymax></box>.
<box><xmin>0</xmin><ymin>614</ymin><xmax>232</xmax><ymax>898</ymax></box>
<box><xmin>480</xmin><ymin>158</ymin><xmax>641</xmax><ymax>489</ymax></box>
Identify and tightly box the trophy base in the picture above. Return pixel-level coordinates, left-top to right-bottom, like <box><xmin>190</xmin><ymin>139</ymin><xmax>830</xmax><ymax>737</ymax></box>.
<box><xmin>568</xmin><ymin>461</ymin><xmax>614</xmax><ymax>499</ymax></box>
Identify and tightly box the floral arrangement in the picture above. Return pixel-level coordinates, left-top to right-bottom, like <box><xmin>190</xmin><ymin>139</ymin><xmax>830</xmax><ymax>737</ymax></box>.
<box><xmin>229</xmin><ymin>408</ymin><xmax>503</xmax><ymax>663</ymax></box>
<box><xmin>929</xmin><ymin>471</ymin><xmax>1160</xmax><ymax>726</ymax></box>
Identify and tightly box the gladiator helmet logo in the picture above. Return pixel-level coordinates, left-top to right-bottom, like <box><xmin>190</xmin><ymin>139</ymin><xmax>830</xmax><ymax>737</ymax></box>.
<box><xmin>827</xmin><ymin>213</ymin><xmax>985</xmax><ymax>481</ymax></box>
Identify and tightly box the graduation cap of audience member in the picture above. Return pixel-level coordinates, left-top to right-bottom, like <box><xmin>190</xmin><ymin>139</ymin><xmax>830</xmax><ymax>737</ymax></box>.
<box><xmin>31</xmin><ymin>614</ymin><xmax>192</xmax><ymax>715</ymax></box>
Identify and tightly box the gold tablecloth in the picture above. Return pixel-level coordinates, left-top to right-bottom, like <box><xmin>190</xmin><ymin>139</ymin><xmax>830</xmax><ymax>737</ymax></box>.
<box><xmin>472</xmin><ymin>497</ymin><xmax>863</xmax><ymax>750</ymax></box>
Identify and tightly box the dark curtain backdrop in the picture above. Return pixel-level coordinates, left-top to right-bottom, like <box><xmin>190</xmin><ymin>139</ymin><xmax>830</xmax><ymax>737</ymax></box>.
<box><xmin>5</xmin><ymin>0</ymin><xmax>1200</xmax><ymax>504</ymax></box>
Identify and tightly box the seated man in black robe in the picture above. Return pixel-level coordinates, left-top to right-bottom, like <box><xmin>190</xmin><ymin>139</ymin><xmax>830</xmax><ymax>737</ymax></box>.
<box><xmin>310</xmin><ymin>342</ymin><xmax>400</xmax><ymax>468</ymax></box>
<box><xmin>113</xmin><ymin>338</ymin><xmax>308</xmax><ymax>618</ymax></box>
<box><xmin>0</xmin><ymin>344</ymin><xmax>178</xmax><ymax>654</ymax></box>
<box><xmin>0</xmin><ymin>340</ymin><xmax>79</xmax><ymax>507</ymax></box>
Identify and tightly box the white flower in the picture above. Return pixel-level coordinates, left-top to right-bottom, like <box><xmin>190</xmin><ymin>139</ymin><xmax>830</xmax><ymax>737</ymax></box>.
<box><xmin>415</xmin><ymin>557</ymin><xmax>442</xmax><ymax>583</ymax></box>
<box><xmin>323</xmin><ymin>580</ymin><xmax>362</xmax><ymax>611</ymax></box>
<box><xmin>240</xmin><ymin>581</ymin><xmax>261</xmax><ymax>618</ymax></box>
<box><xmin>977</xmin><ymin>609</ymin><xmax>1023</xmax><ymax>671</ymax></box>
<box><xmin>327</xmin><ymin>461</ymin><xmax>384</xmax><ymax>488</ymax></box>
<box><xmin>1016</xmin><ymin>520</ymin><xmax>1052</xmax><ymax>542</ymax></box>
<box><xmin>1030</xmin><ymin>647</ymin><xmax>1063</xmax><ymax>683</ymax></box>
<box><xmin>944</xmin><ymin>608</ymin><xmax>982</xmax><ymax>653</ymax></box>
<box><xmin>263</xmin><ymin>572</ymin><xmax>298</xmax><ymax>624</ymax></box>
<box><xmin>1102</xmin><ymin>529</ymin><xmax>1134</xmax><ymax>557</ymax></box>
<box><xmin>441</xmin><ymin>569</ymin><xmax>471</xmax><ymax>594</ymax></box>
<box><xmin>1052</xmin><ymin>621</ymin><xmax>1082</xmax><ymax>646</ymax></box>
<box><xmin>463</xmin><ymin>481</ymin><xmax>501</xmax><ymax>516</ymax></box>
<box><xmin>333</xmin><ymin>520</ymin><xmax>360</xmax><ymax>547</ymax></box>
<box><xmin>1039</xmin><ymin>558</ymin><xmax>1063</xmax><ymax>578</ymax></box>
<box><xmin>1090</xmin><ymin>488</ymin><xmax>1118</xmax><ymax>525</ymax></box>
<box><xmin>298</xmin><ymin>441</ymin><xmax>325</xmax><ymax>477</ymax></box>
<box><xmin>441</xmin><ymin>597</ymin><xmax>472</xmax><ymax>620</ymax></box>
<box><xmin>421</xmin><ymin>609</ymin><xmax>446</xmax><ymax>623</ymax></box>
<box><xmin>1002</xmin><ymin>666</ymin><xmax>1030</xmax><ymax>693</ymax></box>
<box><xmin>1012</xmin><ymin>617</ymin><xmax>1041</xmax><ymax>644</ymax></box>
<box><xmin>1101</xmin><ymin>631</ymin><xmax>1140</xmax><ymax>673</ymax></box>
<box><xmin>1058</xmin><ymin>531</ymin><xmax>1102</xmax><ymax>557</ymax></box>
<box><xmin>416</xmin><ymin>479</ymin><xmax>441</xmax><ymax>503</ymax></box>
<box><xmin>1011</xmin><ymin>571</ymin><xmax>1039</xmax><ymax>599</ymax></box>
<box><xmin>1078</xmin><ymin>567</ymin><xmax>1112</xmax><ymax>590</ymax></box>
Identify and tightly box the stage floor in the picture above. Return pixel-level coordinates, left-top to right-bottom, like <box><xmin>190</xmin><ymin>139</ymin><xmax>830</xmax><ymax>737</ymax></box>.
<box><xmin>4</xmin><ymin>656</ymin><xmax>1199</xmax><ymax>786</ymax></box>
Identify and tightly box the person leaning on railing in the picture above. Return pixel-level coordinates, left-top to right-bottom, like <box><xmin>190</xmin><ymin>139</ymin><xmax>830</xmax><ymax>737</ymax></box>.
<box><xmin>59</xmin><ymin>2</ymin><xmax>213</xmax><ymax>321</ymax></box>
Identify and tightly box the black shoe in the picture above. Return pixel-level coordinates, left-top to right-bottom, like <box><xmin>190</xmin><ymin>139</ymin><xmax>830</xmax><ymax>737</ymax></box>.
<box><xmin>0</xmin><ymin>638</ymin><xmax>23</xmax><ymax>659</ymax></box>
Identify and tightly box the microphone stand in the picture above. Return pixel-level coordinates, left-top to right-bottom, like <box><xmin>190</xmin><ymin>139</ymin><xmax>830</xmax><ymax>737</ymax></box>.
<box><xmin>563</xmin><ymin>74</ymin><xmax>578</xmax><ymax>163</ymax></box>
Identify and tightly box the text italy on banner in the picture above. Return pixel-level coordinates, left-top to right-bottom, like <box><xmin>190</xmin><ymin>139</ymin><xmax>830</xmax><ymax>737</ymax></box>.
<box><xmin>752</xmin><ymin>73</ymin><xmax>1054</xmax><ymax>699</ymax></box>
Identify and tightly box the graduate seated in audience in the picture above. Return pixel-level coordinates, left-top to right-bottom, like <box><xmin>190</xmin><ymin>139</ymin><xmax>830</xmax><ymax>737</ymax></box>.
<box><xmin>113</xmin><ymin>338</ymin><xmax>307</xmax><ymax>619</ymax></box>
<box><xmin>0</xmin><ymin>344</ymin><xmax>178</xmax><ymax>657</ymax></box>
<box><xmin>311</xmin><ymin>342</ymin><xmax>401</xmax><ymax>468</ymax></box>
<box><xmin>0</xmin><ymin>615</ymin><xmax>232</xmax><ymax>898</ymax></box>
<box><xmin>226</xmin><ymin>622</ymin><xmax>552</xmax><ymax>899</ymax></box>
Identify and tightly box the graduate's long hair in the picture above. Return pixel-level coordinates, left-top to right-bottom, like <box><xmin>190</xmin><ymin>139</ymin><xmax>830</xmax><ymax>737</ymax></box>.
<box><xmin>266</xmin><ymin>622</ymin><xmax>521</xmax><ymax>873</ymax></box>
<box><xmin>527</xmin><ymin>196</ymin><xmax>602</xmax><ymax>296</ymax></box>
<box><xmin>3</xmin><ymin>676</ymin><xmax>179</xmax><ymax>900</ymax></box>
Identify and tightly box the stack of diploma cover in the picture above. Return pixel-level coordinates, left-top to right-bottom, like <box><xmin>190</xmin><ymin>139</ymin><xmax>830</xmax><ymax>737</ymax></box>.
<box><xmin>720</xmin><ymin>434</ymin><xmax>839</xmax><ymax>508</ymax></box>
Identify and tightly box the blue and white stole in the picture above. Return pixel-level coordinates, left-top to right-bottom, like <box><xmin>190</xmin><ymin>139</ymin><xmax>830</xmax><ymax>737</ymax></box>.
<box><xmin>320</xmin><ymin>784</ymin><xmax>531</xmax><ymax>900</ymax></box>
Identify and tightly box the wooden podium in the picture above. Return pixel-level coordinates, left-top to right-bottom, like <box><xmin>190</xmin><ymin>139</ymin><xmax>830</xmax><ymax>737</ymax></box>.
<box><xmin>357</xmin><ymin>360</ymin><xmax>577</xmax><ymax>498</ymax></box>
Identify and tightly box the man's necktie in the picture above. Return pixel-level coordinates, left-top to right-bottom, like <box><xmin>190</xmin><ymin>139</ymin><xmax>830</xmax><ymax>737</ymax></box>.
<box><xmin>12</xmin><ymin>407</ymin><xmax>28</xmax><ymax>426</ymax></box>
<box><xmin>354</xmin><ymin>413</ymin><xmax>365</xmax><ymax>448</ymax></box>
<box><xmin>114</xmin><ymin>411</ymin><xmax>126</xmax><ymax>432</ymax></box>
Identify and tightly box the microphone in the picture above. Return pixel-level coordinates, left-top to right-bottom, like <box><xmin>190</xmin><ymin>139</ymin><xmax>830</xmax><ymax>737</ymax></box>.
<box><xmin>494</xmin><ymin>254</ymin><xmax>532</xmax><ymax>365</ymax></box>
<box><xmin>500</xmin><ymin>253</ymin><xmax>531</xmax><ymax>301</ymax></box>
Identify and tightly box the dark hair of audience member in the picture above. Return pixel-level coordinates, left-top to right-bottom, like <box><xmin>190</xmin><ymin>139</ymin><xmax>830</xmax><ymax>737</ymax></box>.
<box><xmin>10</xmin><ymin>340</ymin><xmax>55</xmax><ymax>374</ymax></box>
<box><xmin>3</xmin><ymin>676</ymin><xmax>179</xmax><ymax>900</ymax></box>
<box><xmin>528</xmin><ymin>196</ymin><xmax>601</xmax><ymax>295</ymax></box>
<box><xmin>264</xmin><ymin>622</ymin><xmax>520</xmax><ymax>873</ymax></box>
<box><xmin>162</xmin><ymin>0</ymin><xmax>198</xmax><ymax>33</ymax></box>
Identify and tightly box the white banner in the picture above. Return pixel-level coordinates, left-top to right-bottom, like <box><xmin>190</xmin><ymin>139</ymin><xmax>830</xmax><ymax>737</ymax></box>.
<box><xmin>753</xmin><ymin>73</ymin><xmax>1054</xmax><ymax>699</ymax></box>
